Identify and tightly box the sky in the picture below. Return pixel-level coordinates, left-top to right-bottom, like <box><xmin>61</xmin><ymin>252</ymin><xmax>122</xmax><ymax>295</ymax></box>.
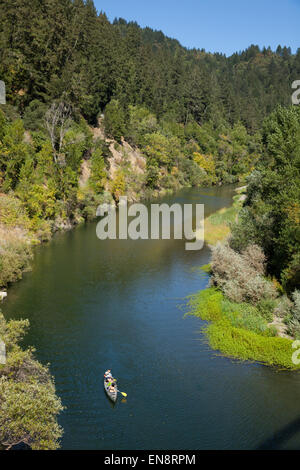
<box><xmin>94</xmin><ymin>0</ymin><xmax>300</xmax><ymax>56</ymax></box>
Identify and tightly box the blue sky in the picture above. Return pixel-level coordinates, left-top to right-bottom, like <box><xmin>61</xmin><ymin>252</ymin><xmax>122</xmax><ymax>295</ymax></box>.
<box><xmin>94</xmin><ymin>0</ymin><xmax>300</xmax><ymax>56</ymax></box>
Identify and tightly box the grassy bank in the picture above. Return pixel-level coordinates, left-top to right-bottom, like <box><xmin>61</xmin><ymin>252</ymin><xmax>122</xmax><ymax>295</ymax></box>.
<box><xmin>204</xmin><ymin>193</ymin><xmax>243</xmax><ymax>245</ymax></box>
<box><xmin>187</xmin><ymin>288</ymin><xmax>299</xmax><ymax>369</ymax></box>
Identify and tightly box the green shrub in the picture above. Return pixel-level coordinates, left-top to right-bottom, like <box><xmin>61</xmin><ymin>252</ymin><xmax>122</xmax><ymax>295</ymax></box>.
<box><xmin>22</xmin><ymin>100</ymin><xmax>48</xmax><ymax>132</ymax></box>
<box><xmin>89</xmin><ymin>146</ymin><xmax>107</xmax><ymax>194</ymax></box>
<box><xmin>256</xmin><ymin>298</ymin><xmax>276</xmax><ymax>321</ymax></box>
<box><xmin>287</xmin><ymin>291</ymin><xmax>300</xmax><ymax>338</ymax></box>
<box><xmin>274</xmin><ymin>295</ymin><xmax>293</xmax><ymax>319</ymax></box>
<box><xmin>0</xmin><ymin>119</ymin><xmax>31</xmax><ymax>191</ymax></box>
<box><xmin>126</xmin><ymin>105</ymin><xmax>158</xmax><ymax>146</ymax></box>
<box><xmin>221</xmin><ymin>298</ymin><xmax>275</xmax><ymax>336</ymax></box>
<box><xmin>0</xmin><ymin>194</ymin><xmax>30</xmax><ymax>230</ymax></box>
<box><xmin>0</xmin><ymin>225</ymin><xmax>33</xmax><ymax>287</ymax></box>
<box><xmin>0</xmin><ymin>313</ymin><xmax>63</xmax><ymax>449</ymax></box>
<box><xmin>104</xmin><ymin>100</ymin><xmax>126</xmax><ymax>142</ymax></box>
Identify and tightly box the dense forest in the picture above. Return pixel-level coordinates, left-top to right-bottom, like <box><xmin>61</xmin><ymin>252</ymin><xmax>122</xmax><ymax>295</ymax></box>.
<box><xmin>1</xmin><ymin>0</ymin><xmax>300</xmax><ymax>129</ymax></box>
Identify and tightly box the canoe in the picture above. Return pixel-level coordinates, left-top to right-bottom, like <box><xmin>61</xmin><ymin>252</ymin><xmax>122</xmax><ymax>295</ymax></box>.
<box><xmin>104</xmin><ymin>377</ymin><xmax>117</xmax><ymax>403</ymax></box>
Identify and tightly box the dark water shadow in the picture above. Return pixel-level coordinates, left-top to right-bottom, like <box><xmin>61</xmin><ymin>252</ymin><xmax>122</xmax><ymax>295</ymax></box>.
<box><xmin>104</xmin><ymin>391</ymin><xmax>117</xmax><ymax>409</ymax></box>
<box><xmin>257</xmin><ymin>416</ymin><xmax>300</xmax><ymax>449</ymax></box>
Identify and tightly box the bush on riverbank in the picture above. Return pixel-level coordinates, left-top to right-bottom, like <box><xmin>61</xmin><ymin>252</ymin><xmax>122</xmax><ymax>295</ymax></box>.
<box><xmin>0</xmin><ymin>225</ymin><xmax>33</xmax><ymax>288</ymax></box>
<box><xmin>210</xmin><ymin>243</ymin><xmax>278</xmax><ymax>305</ymax></box>
<box><xmin>286</xmin><ymin>291</ymin><xmax>300</xmax><ymax>338</ymax></box>
<box><xmin>0</xmin><ymin>195</ymin><xmax>35</xmax><ymax>288</ymax></box>
<box><xmin>0</xmin><ymin>313</ymin><xmax>63</xmax><ymax>449</ymax></box>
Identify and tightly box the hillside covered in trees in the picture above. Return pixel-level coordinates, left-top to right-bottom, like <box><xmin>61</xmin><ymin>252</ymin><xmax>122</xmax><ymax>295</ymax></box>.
<box><xmin>1</xmin><ymin>0</ymin><xmax>300</xmax><ymax>130</ymax></box>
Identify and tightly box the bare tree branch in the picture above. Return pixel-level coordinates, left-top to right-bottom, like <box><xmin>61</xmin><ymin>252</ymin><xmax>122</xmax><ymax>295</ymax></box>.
<box><xmin>44</xmin><ymin>102</ymin><xmax>72</xmax><ymax>164</ymax></box>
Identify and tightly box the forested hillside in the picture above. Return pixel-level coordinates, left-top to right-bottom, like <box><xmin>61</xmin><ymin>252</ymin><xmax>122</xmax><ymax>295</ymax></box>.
<box><xmin>1</xmin><ymin>0</ymin><xmax>300</xmax><ymax>130</ymax></box>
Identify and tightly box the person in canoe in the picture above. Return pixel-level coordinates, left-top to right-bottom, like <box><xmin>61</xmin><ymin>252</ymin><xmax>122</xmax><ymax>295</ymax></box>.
<box><xmin>104</xmin><ymin>371</ymin><xmax>116</xmax><ymax>388</ymax></box>
<box><xmin>104</xmin><ymin>371</ymin><xmax>127</xmax><ymax>400</ymax></box>
<box><xmin>104</xmin><ymin>369</ymin><xmax>112</xmax><ymax>379</ymax></box>
<box><xmin>105</xmin><ymin>378</ymin><xmax>114</xmax><ymax>387</ymax></box>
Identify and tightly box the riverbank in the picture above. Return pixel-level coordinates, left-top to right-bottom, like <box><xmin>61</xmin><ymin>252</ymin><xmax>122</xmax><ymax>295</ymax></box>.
<box><xmin>188</xmin><ymin>287</ymin><xmax>299</xmax><ymax>369</ymax></box>
<box><xmin>188</xmin><ymin>189</ymin><xmax>300</xmax><ymax>370</ymax></box>
<box><xmin>0</xmin><ymin>313</ymin><xmax>63</xmax><ymax>449</ymax></box>
<box><xmin>203</xmin><ymin>188</ymin><xmax>244</xmax><ymax>246</ymax></box>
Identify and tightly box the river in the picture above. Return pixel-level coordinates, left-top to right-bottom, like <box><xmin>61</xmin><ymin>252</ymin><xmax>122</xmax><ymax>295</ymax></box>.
<box><xmin>3</xmin><ymin>186</ymin><xmax>300</xmax><ymax>450</ymax></box>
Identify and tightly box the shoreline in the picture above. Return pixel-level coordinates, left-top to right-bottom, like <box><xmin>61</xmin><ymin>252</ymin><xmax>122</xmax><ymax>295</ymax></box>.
<box><xmin>187</xmin><ymin>190</ymin><xmax>299</xmax><ymax>371</ymax></box>
<box><xmin>187</xmin><ymin>287</ymin><xmax>299</xmax><ymax>370</ymax></box>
